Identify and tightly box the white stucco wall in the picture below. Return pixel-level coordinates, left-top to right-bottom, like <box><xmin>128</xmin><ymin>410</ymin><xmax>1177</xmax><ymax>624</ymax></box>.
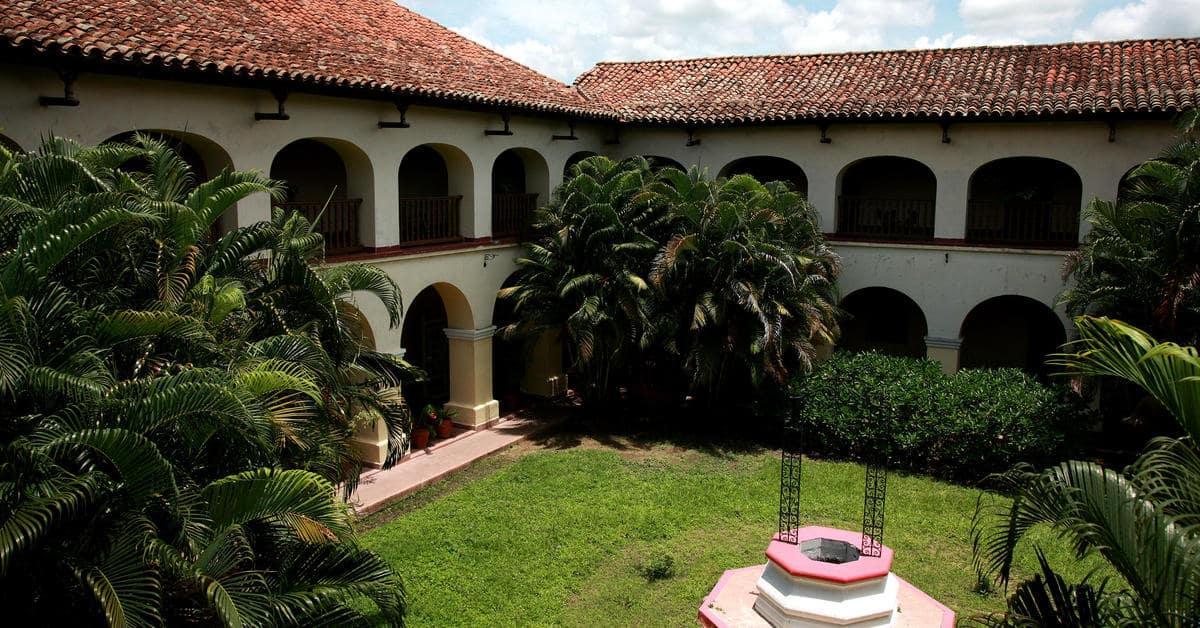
<box><xmin>610</xmin><ymin>121</ymin><xmax>1176</xmax><ymax>241</ymax></box>
<box><xmin>0</xmin><ymin>63</ymin><xmax>1184</xmax><ymax>348</ymax></box>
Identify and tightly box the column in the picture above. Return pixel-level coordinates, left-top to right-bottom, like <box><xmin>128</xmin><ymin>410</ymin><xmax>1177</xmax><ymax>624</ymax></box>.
<box><xmin>349</xmin><ymin>348</ymin><xmax>405</xmax><ymax>467</ymax></box>
<box><xmin>924</xmin><ymin>336</ymin><xmax>962</xmax><ymax>374</ymax></box>
<box><xmin>350</xmin><ymin>411</ymin><xmax>388</xmax><ymax>468</ymax></box>
<box><xmin>521</xmin><ymin>331</ymin><xmax>567</xmax><ymax>397</ymax></box>
<box><xmin>933</xmin><ymin>168</ymin><xmax>969</xmax><ymax>240</ymax></box>
<box><xmin>443</xmin><ymin>326</ymin><xmax>501</xmax><ymax>428</ymax></box>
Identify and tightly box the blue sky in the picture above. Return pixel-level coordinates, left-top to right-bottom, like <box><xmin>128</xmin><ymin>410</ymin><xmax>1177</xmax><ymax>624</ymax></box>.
<box><xmin>404</xmin><ymin>0</ymin><xmax>1200</xmax><ymax>82</ymax></box>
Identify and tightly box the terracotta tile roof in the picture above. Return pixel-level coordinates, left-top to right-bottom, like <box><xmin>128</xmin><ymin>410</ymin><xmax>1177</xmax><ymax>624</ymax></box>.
<box><xmin>1</xmin><ymin>1</ymin><xmax>1196</xmax><ymax>126</ymax></box>
<box><xmin>0</xmin><ymin>0</ymin><xmax>607</xmax><ymax>118</ymax></box>
<box><xmin>575</xmin><ymin>39</ymin><xmax>1200</xmax><ymax>125</ymax></box>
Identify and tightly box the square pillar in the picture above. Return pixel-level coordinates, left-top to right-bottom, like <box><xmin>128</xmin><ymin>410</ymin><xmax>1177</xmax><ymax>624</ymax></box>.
<box><xmin>350</xmin><ymin>409</ymin><xmax>389</xmax><ymax>468</ymax></box>
<box><xmin>924</xmin><ymin>336</ymin><xmax>962</xmax><ymax>374</ymax></box>
<box><xmin>444</xmin><ymin>326</ymin><xmax>501</xmax><ymax>428</ymax></box>
<box><xmin>522</xmin><ymin>330</ymin><xmax>567</xmax><ymax>397</ymax></box>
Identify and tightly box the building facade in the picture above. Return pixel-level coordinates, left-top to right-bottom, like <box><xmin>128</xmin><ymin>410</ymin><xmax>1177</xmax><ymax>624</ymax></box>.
<box><xmin>2</xmin><ymin>0</ymin><xmax>1197</xmax><ymax>464</ymax></box>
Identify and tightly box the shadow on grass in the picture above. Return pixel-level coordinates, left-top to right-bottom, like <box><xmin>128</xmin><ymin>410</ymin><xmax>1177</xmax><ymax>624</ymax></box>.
<box><xmin>522</xmin><ymin>397</ymin><xmax>775</xmax><ymax>461</ymax></box>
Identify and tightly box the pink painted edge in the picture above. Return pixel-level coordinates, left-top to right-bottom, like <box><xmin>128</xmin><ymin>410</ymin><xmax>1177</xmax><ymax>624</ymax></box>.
<box><xmin>766</xmin><ymin>526</ymin><xmax>893</xmax><ymax>583</ymax></box>
<box><xmin>697</xmin><ymin>567</ymin><xmax>743</xmax><ymax>628</ymax></box>
<box><xmin>897</xmin><ymin>576</ymin><xmax>957</xmax><ymax>628</ymax></box>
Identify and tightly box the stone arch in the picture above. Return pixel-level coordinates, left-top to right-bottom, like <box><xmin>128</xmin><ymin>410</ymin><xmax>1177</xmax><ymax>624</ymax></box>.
<box><xmin>492</xmin><ymin>148</ymin><xmax>549</xmax><ymax>238</ymax></box>
<box><xmin>836</xmin><ymin>156</ymin><xmax>936</xmax><ymax>240</ymax></box>
<box><xmin>838</xmin><ymin>287</ymin><xmax>928</xmax><ymax>358</ymax></box>
<box><xmin>340</xmin><ymin>302</ymin><xmax>377</xmax><ymax>352</ymax></box>
<box><xmin>563</xmin><ymin>150</ymin><xmax>598</xmax><ymax>179</ymax></box>
<box><xmin>492</xmin><ymin>272</ymin><xmax>524</xmax><ymax>409</ymax></box>
<box><xmin>966</xmin><ymin>157</ymin><xmax>1082</xmax><ymax>246</ymax></box>
<box><xmin>644</xmin><ymin>155</ymin><xmax>686</xmax><ymax>172</ymax></box>
<box><xmin>959</xmin><ymin>295</ymin><xmax>1066</xmax><ymax>375</ymax></box>
<box><xmin>400</xmin><ymin>282</ymin><xmax>473</xmax><ymax>410</ymax></box>
<box><xmin>270</xmin><ymin>137</ymin><xmax>374</xmax><ymax>253</ymax></box>
<box><xmin>1116</xmin><ymin>163</ymin><xmax>1143</xmax><ymax>206</ymax></box>
<box><xmin>397</xmin><ymin>143</ymin><xmax>474</xmax><ymax>245</ymax></box>
<box><xmin>105</xmin><ymin>129</ymin><xmax>237</xmax><ymax>234</ymax></box>
<box><xmin>0</xmin><ymin>134</ymin><xmax>23</xmax><ymax>153</ymax></box>
<box><xmin>719</xmin><ymin>156</ymin><xmax>808</xmax><ymax>195</ymax></box>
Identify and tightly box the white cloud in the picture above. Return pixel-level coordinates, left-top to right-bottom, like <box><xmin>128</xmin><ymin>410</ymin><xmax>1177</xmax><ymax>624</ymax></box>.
<box><xmin>1075</xmin><ymin>0</ymin><xmax>1200</xmax><ymax>41</ymax></box>
<box><xmin>418</xmin><ymin>0</ymin><xmax>936</xmax><ymax>82</ymax></box>
<box><xmin>405</xmin><ymin>0</ymin><xmax>1200</xmax><ymax>82</ymax></box>
<box><xmin>958</xmin><ymin>0</ymin><xmax>1085</xmax><ymax>41</ymax></box>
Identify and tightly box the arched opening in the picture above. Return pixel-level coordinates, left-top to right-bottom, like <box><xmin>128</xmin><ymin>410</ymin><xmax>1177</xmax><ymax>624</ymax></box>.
<box><xmin>106</xmin><ymin>130</ymin><xmax>235</xmax><ymax>237</ymax></box>
<box><xmin>492</xmin><ymin>274</ymin><xmax>524</xmax><ymax>411</ymax></box>
<box><xmin>270</xmin><ymin>138</ymin><xmax>372</xmax><ymax>253</ymax></box>
<box><xmin>400</xmin><ymin>283</ymin><xmax>474</xmax><ymax>413</ymax></box>
<box><xmin>837</xmin><ymin>156</ymin><xmax>936</xmax><ymax>240</ymax></box>
<box><xmin>341</xmin><ymin>303</ymin><xmax>377</xmax><ymax>352</ymax></box>
<box><xmin>401</xmin><ymin>286</ymin><xmax>450</xmax><ymax>411</ymax></box>
<box><xmin>960</xmin><ymin>295</ymin><xmax>1066</xmax><ymax>376</ymax></box>
<box><xmin>0</xmin><ymin>134</ymin><xmax>23</xmax><ymax>153</ymax></box>
<box><xmin>719</xmin><ymin>156</ymin><xmax>808</xmax><ymax>195</ymax></box>
<box><xmin>966</xmin><ymin>157</ymin><xmax>1081</xmax><ymax>246</ymax></box>
<box><xmin>838</xmin><ymin>288</ymin><xmax>928</xmax><ymax>358</ymax></box>
<box><xmin>398</xmin><ymin>144</ymin><xmax>472</xmax><ymax>246</ymax></box>
<box><xmin>644</xmin><ymin>155</ymin><xmax>686</xmax><ymax>172</ymax></box>
<box><xmin>492</xmin><ymin>148</ymin><xmax>549</xmax><ymax>239</ymax></box>
<box><xmin>1116</xmin><ymin>164</ymin><xmax>1142</xmax><ymax>206</ymax></box>
<box><xmin>563</xmin><ymin>151</ymin><xmax>598</xmax><ymax>179</ymax></box>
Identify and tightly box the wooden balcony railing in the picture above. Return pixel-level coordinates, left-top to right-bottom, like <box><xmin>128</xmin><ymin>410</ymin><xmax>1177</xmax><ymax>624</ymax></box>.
<box><xmin>836</xmin><ymin>196</ymin><xmax>935</xmax><ymax>240</ymax></box>
<box><xmin>277</xmin><ymin>198</ymin><xmax>362</xmax><ymax>253</ymax></box>
<box><xmin>492</xmin><ymin>192</ymin><xmax>539</xmax><ymax>239</ymax></box>
<box><xmin>398</xmin><ymin>195</ymin><xmax>462</xmax><ymax>246</ymax></box>
<box><xmin>966</xmin><ymin>199</ymin><xmax>1078</xmax><ymax>246</ymax></box>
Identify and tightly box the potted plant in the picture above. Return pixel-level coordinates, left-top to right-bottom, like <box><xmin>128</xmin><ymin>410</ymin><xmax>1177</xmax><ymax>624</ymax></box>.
<box><xmin>438</xmin><ymin>406</ymin><xmax>458</xmax><ymax>438</ymax></box>
<box><xmin>411</xmin><ymin>417</ymin><xmax>431</xmax><ymax>450</ymax></box>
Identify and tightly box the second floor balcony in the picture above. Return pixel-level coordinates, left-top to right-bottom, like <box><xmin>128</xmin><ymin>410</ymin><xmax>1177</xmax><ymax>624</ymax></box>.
<box><xmin>836</xmin><ymin>196</ymin><xmax>935</xmax><ymax>240</ymax></box>
<box><xmin>492</xmin><ymin>192</ymin><xmax>539</xmax><ymax>239</ymax></box>
<box><xmin>398</xmin><ymin>195</ymin><xmax>463</xmax><ymax>246</ymax></box>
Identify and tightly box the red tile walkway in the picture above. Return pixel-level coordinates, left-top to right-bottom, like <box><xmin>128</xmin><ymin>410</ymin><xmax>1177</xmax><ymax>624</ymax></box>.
<box><xmin>349</xmin><ymin>417</ymin><xmax>547</xmax><ymax>514</ymax></box>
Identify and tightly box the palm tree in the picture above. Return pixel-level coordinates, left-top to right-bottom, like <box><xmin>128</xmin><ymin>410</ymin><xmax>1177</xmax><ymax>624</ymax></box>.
<box><xmin>1061</xmin><ymin>110</ymin><xmax>1200</xmax><ymax>347</ymax></box>
<box><xmin>972</xmin><ymin>317</ymin><xmax>1200</xmax><ymax>626</ymax></box>
<box><xmin>499</xmin><ymin>155</ymin><xmax>669</xmax><ymax>404</ymax></box>
<box><xmin>0</xmin><ymin>135</ymin><xmax>407</xmax><ymax>625</ymax></box>
<box><xmin>651</xmin><ymin>170</ymin><xmax>840</xmax><ymax>400</ymax></box>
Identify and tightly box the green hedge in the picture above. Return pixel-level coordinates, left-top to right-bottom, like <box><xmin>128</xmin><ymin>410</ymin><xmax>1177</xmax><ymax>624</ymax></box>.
<box><xmin>790</xmin><ymin>351</ymin><xmax>1089</xmax><ymax>481</ymax></box>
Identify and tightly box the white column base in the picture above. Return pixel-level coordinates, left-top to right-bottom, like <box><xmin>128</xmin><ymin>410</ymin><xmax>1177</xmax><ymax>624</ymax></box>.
<box><xmin>349</xmin><ymin>412</ymin><xmax>389</xmax><ymax>468</ymax></box>
<box><xmin>924</xmin><ymin>336</ymin><xmax>962</xmax><ymax>374</ymax></box>
<box><xmin>755</xmin><ymin>564</ymin><xmax>899</xmax><ymax>627</ymax></box>
<box><xmin>445</xmin><ymin>399</ymin><xmax>500</xmax><ymax>428</ymax></box>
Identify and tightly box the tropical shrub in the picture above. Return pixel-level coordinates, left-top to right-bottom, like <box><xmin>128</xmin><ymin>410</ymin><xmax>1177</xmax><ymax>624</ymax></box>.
<box><xmin>501</xmin><ymin>156</ymin><xmax>839</xmax><ymax>406</ymax></box>
<box><xmin>973</xmin><ymin>317</ymin><xmax>1200</xmax><ymax>626</ymax></box>
<box><xmin>500</xmin><ymin>156</ymin><xmax>669</xmax><ymax>404</ymax></box>
<box><xmin>1061</xmin><ymin>111</ymin><xmax>1200</xmax><ymax>347</ymax></box>
<box><xmin>651</xmin><ymin>169</ymin><xmax>840</xmax><ymax>399</ymax></box>
<box><xmin>0</xmin><ymin>136</ymin><xmax>408</xmax><ymax>625</ymax></box>
<box><xmin>792</xmin><ymin>351</ymin><xmax>1087</xmax><ymax>480</ymax></box>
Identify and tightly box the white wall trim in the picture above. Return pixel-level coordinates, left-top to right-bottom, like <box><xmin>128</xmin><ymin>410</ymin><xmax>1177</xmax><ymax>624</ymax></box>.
<box><xmin>444</xmin><ymin>325</ymin><xmax>497</xmax><ymax>341</ymax></box>
<box><xmin>924</xmin><ymin>336</ymin><xmax>963</xmax><ymax>349</ymax></box>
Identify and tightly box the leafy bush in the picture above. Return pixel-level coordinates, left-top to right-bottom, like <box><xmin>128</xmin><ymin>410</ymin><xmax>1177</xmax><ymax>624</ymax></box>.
<box><xmin>502</xmin><ymin>156</ymin><xmax>839</xmax><ymax>406</ymax></box>
<box><xmin>0</xmin><ymin>136</ymin><xmax>408</xmax><ymax>625</ymax></box>
<box><xmin>636</xmin><ymin>552</ymin><xmax>677</xmax><ymax>582</ymax></box>
<box><xmin>791</xmin><ymin>351</ymin><xmax>1088</xmax><ymax>480</ymax></box>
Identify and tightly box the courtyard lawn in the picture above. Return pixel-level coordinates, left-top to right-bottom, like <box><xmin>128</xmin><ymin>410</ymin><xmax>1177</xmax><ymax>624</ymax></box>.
<box><xmin>360</xmin><ymin>434</ymin><xmax>1108</xmax><ymax>626</ymax></box>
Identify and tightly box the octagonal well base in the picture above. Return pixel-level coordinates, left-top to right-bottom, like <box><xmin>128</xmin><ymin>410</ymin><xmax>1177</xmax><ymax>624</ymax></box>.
<box><xmin>698</xmin><ymin>566</ymin><xmax>954</xmax><ymax>628</ymax></box>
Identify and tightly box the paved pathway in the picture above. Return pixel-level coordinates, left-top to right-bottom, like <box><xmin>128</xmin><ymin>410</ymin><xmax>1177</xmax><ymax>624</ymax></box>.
<box><xmin>350</xmin><ymin>417</ymin><xmax>545</xmax><ymax>514</ymax></box>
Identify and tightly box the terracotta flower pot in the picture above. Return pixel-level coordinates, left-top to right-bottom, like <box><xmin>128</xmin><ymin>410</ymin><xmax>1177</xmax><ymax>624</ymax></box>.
<box><xmin>436</xmin><ymin>418</ymin><xmax>454</xmax><ymax>438</ymax></box>
<box><xmin>411</xmin><ymin>427</ymin><xmax>431</xmax><ymax>449</ymax></box>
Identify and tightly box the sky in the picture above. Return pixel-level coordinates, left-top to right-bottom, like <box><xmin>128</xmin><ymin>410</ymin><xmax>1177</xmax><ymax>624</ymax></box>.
<box><xmin>404</xmin><ymin>0</ymin><xmax>1200</xmax><ymax>83</ymax></box>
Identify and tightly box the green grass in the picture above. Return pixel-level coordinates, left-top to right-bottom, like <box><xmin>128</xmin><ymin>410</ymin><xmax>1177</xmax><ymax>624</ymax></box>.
<box><xmin>360</xmin><ymin>438</ymin><xmax>1106</xmax><ymax>626</ymax></box>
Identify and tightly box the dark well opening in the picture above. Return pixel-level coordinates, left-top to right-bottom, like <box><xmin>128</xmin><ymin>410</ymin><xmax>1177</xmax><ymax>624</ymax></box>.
<box><xmin>801</xmin><ymin>538</ymin><xmax>861</xmax><ymax>564</ymax></box>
